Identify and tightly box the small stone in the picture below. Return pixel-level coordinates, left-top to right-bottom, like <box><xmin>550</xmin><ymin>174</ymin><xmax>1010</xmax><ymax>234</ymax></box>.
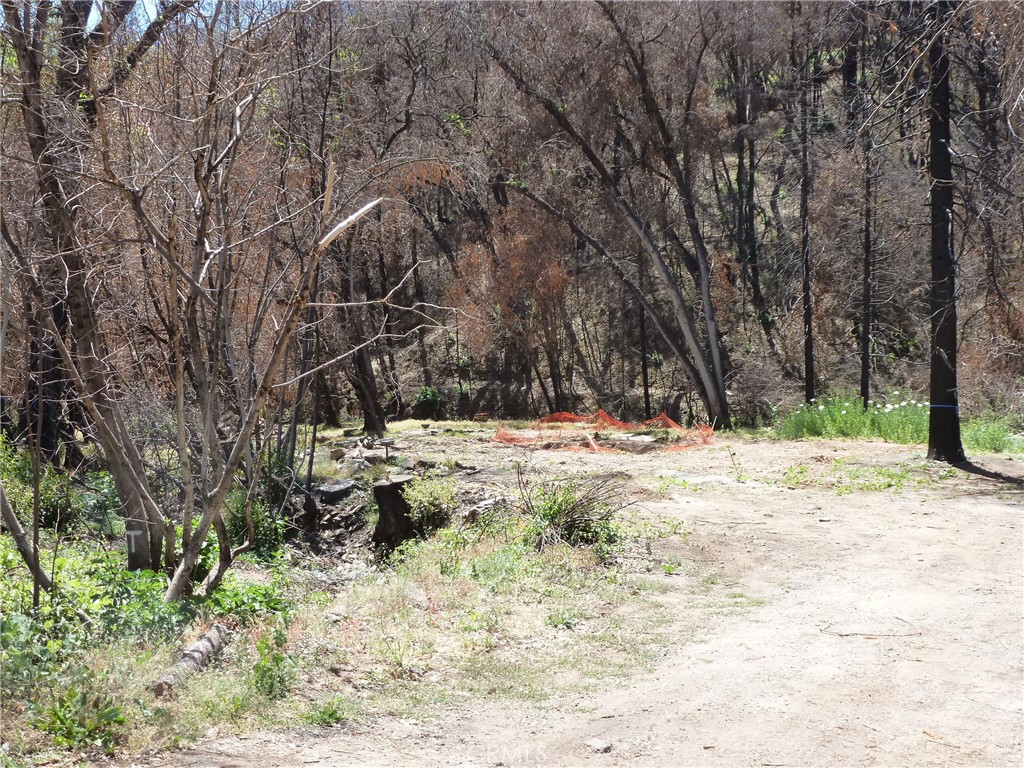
<box><xmin>584</xmin><ymin>739</ymin><xmax>612</xmax><ymax>754</ymax></box>
<box><xmin>329</xmin><ymin>447</ymin><xmax>346</xmax><ymax>461</ymax></box>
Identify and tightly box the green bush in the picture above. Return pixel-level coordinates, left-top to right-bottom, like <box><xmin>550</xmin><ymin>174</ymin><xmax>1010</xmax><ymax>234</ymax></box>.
<box><xmin>90</xmin><ymin>562</ymin><xmax>194</xmax><ymax>642</ymax></box>
<box><xmin>402</xmin><ymin>475</ymin><xmax>459</xmax><ymax>533</ymax></box>
<box><xmin>961</xmin><ymin>417</ymin><xmax>1024</xmax><ymax>454</ymax></box>
<box><xmin>225</xmin><ymin>488</ymin><xmax>284</xmax><ymax>560</ymax></box>
<box><xmin>412</xmin><ymin>386</ymin><xmax>445</xmax><ymax>419</ymax></box>
<box><xmin>0</xmin><ymin>435</ymin><xmax>80</xmax><ymax>531</ymax></box>
<box><xmin>80</xmin><ymin>471</ymin><xmax>121</xmax><ymax>536</ymax></box>
<box><xmin>777</xmin><ymin>393</ymin><xmax>928</xmax><ymax>443</ymax></box>
<box><xmin>0</xmin><ymin>610</ymin><xmax>84</xmax><ymax>700</ymax></box>
<box><xmin>203</xmin><ymin>576</ymin><xmax>287</xmax><ymax>624</ymax></box>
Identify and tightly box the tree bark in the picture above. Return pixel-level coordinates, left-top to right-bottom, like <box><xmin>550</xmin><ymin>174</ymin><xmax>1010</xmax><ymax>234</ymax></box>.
<box><xmin>371</xmin><ymin>475</ymin><xmax>416</xmax><ymax>549</ymax></box>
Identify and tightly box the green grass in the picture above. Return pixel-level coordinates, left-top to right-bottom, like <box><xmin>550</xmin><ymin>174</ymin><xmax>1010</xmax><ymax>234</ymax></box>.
<box><xmin>776</xmin><ymin>392</ymin><xmax>1023</xmax><ymax>455</ymax></box>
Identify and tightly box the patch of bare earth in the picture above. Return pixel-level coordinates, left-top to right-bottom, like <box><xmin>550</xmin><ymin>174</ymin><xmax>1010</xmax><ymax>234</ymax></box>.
<box><xmin>129</xmin><ymin>437</ymin><xmax>1023</xmax><ymax>768</ymax></box>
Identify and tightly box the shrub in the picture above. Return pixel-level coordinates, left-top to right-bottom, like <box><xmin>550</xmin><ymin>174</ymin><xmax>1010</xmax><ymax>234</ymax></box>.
<box><xmin>90</xmin><ymin>563</ymin><xmax>194</xmax><ymax>642</ymax></box>
<box><xmin>412</xmin><ymin>386</ymin><xmax>445</xmax><ymax>419</ymax></box>
<box><xmin>203</xmin><ymin>576</ymin><xmax>287</xmax><ymax>624</ymax></box>
<box><xmin>777</xmin><ymin>393</ymin><xmax>1024</xmax><ymax>454</ymax></box>
<box><xmin>0</xmin><ymin>610</ymin><xmax>84</xmax><ymax>700</ymax></box>
<box><xmin>962</xmin><ymin>417</ymin><xmax>1024</xmax><ymax>454</ymax></box>
<box><xmin>225</xmin><ymin>488</ymin><xmax>284</xmax><ymax>560</ymax></box>
<box><xmin>777</xmin><ymin>393</ymin><xmax>927</xmax><ymax>443</ymax></box>
<box><xmin>402</xmin><ymin>475</ymin><xmax>459</xmax><ymax>533</ymax></box>
<box><xmin>80</xmin><ymin>471</ymin><xmax>121</xmax><ymax>536</ymax></box>
<box><xmin>516</xmin><ymin>471</ymin><xmax>623</xmax><ymax>555</ymax></box>
<box><xmin>0</xmin><ymin>435</ymin><xmax>80</xmax><ymax>531</ymax></box>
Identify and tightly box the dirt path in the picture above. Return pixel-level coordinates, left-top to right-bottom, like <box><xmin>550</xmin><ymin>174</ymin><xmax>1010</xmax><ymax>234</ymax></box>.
<box><xmin>139</xmin><ymin>439</ymin><xmax>1023</xmax><ymax>768</ymax></box>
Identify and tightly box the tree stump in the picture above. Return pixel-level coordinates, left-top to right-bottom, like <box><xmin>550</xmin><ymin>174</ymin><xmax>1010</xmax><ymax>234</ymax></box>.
<box><xmin>371</xmin><ymin>474</ymin><xmax>417</xmax><ymax>549</ymax></box>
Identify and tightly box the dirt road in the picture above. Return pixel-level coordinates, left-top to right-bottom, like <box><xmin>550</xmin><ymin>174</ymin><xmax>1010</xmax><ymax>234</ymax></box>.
<box><xmin>143</xmin><ymin>438</ymin><xmax>1023</xmax><ymax>767</ymax></box>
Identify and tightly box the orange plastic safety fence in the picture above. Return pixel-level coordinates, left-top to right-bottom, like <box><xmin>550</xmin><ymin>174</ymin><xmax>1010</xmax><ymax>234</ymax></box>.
<box><xmin>493</xmin><ymin>426</ymin><xmax>539</xmax><ymax>446</ymax></box>
<box><xmin>492</xmin><ymin>411</ymin><xmax>713</xmax><ymax>453</ymax></box>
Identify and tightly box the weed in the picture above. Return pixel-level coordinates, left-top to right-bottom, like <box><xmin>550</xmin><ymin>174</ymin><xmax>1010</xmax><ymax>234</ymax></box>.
<box><xmin>783</xmin><ymin>464</ymin><xmax>810</xmax><ymax>486</ymax></box>
<box><xmin>545</xmin><ymin>608</ymin><xmax>584</xmax><ymax>629</ymax></box>
<box><xmin>92</xmin><ymin>564</ymin><xmax>194</xmax><ymax>641</ymax></box>
<box><xmin>202</xmin><ymin>576</ymin><xmax>287</xmax><ymax>624</ymax></box>
<box><xmin>250</xmin><ymin>621</ymin><xmax>295</xmax><ymax>699</ymax></box>
<box><xmin>413</xmin><ymin>387</ymin><xmax>445</xmax><ymax>419</ymax></box>
<box><xmin>961</xmin><ymin>417</ymin><xmax>1024</xmax><ymax>454</ymax></box>
<box><xmin>830</xmin><ymin>460</ymin><xmax>914</xmax><ymax>495</ymax></box>
<box><xmin>375</xmin><ymin>625</ymin><xmax>428</xmax><ymax>678</ymax></box>
<box><xmin>225</xmin><ymin>488</ymin><xmax>284</xmax><ymax>560</ymax></box>
<box><xmin>661</xmin><ymin>559</ymin><xmax>682</xmax><ymax>575</ymax></box>
<box><xmin>32</xmin><ymin>683</ymin><xmax>124</xmax><ymax>754</ymax></box>
<box><xmin>0</xmin><ymin>435</ymin><xmax>81</xmax><ymax>531</ymax></box>
<box><xmin>460</xmin><ymin>609</ymin><xmax>501</xmax><ymax>634</ymax></box>
<box><xmin>302</xmin><ymin>695</ymin><xmax>360</xmax><ymax>726</ymax></box>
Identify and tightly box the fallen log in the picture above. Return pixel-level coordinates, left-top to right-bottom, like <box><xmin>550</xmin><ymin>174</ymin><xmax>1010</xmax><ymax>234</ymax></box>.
<box><xmin>153</xmin><ymin>623</ymin><xmax>233</xmax><ymax>697</ymax></box>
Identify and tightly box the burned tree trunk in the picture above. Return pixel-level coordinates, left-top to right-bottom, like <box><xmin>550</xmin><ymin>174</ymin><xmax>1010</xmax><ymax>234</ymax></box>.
<box><xmin>371</xmin><ymin>475</ymin><xmax>416</xmax><ymax>549</ymax></box>
<box><xmin>926</xmin><ymin>0</ymin><xmax>965</xmax><ymax>463</ymax></box>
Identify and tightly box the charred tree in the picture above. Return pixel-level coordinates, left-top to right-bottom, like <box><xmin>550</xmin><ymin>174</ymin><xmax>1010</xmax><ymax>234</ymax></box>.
<box><xmin>925</xmin><ymin>0</ymin><xmax>965</xmax><ymax>462</ymax></box>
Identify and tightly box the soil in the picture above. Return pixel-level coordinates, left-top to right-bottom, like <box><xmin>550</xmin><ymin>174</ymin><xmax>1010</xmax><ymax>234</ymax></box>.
<box><xmin>129</xmin><ymin>433</ymin><xmax>1024</xmax><ymax>768</ymax></box>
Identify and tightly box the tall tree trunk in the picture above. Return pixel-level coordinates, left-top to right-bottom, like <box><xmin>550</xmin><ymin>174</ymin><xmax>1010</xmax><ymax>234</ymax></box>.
<box><xmin>926</xmin><ymin>0</ymin><xmax>965</xmax><ymax>462</ymax></box>
<box><xmin>860</xmin><ymin>139</ymin><xmax>874</xmax><ymax>409</ymax></box>
<box><xmin>799</xmin><ymin>49</ymin><xmax>816</xmax><ymax>403</ymax></box>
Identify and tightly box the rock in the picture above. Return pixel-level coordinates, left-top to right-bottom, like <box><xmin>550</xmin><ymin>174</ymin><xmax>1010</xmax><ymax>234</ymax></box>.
<box><xmin>316</xmin><ymin>479</ymin><xmax>357</xmax><ymax>504</ymax></box>
<box><xmin>584</xmin><ymin>739</ymin><xmax>612</xmax><ymax>754</ymax></box>
<box><xmin>288</xmin><ymin>493</ymin><xmax>319</xmax><ymax>532</ymax></box>
<box><xmin>329</xmin><ymin>446</ymin><xmax>346</xmax><ymax>461</ymax></box>
<box><xmin>359</xmin><ymin>449</ymin><xmax>387</xmax><ymax>465</ymax></box>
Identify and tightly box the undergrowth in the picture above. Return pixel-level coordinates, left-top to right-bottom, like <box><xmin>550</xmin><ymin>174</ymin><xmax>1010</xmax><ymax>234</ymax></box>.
<box><xmin>777</xmin><ymin>392</ymin><xmax>1023</xmax><ymax>454</ymax></box>
<box><xmin>0</xmin><ymin>466</ymin><xmax>688</xmax><ymax>763</ymax></box>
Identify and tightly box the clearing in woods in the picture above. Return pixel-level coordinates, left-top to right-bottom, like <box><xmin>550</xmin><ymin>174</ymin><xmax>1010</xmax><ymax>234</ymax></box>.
<box><xmin>130</xmin><ymin>431</ymin><xmax>1023</xmax><ymax>768</ymax></box>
